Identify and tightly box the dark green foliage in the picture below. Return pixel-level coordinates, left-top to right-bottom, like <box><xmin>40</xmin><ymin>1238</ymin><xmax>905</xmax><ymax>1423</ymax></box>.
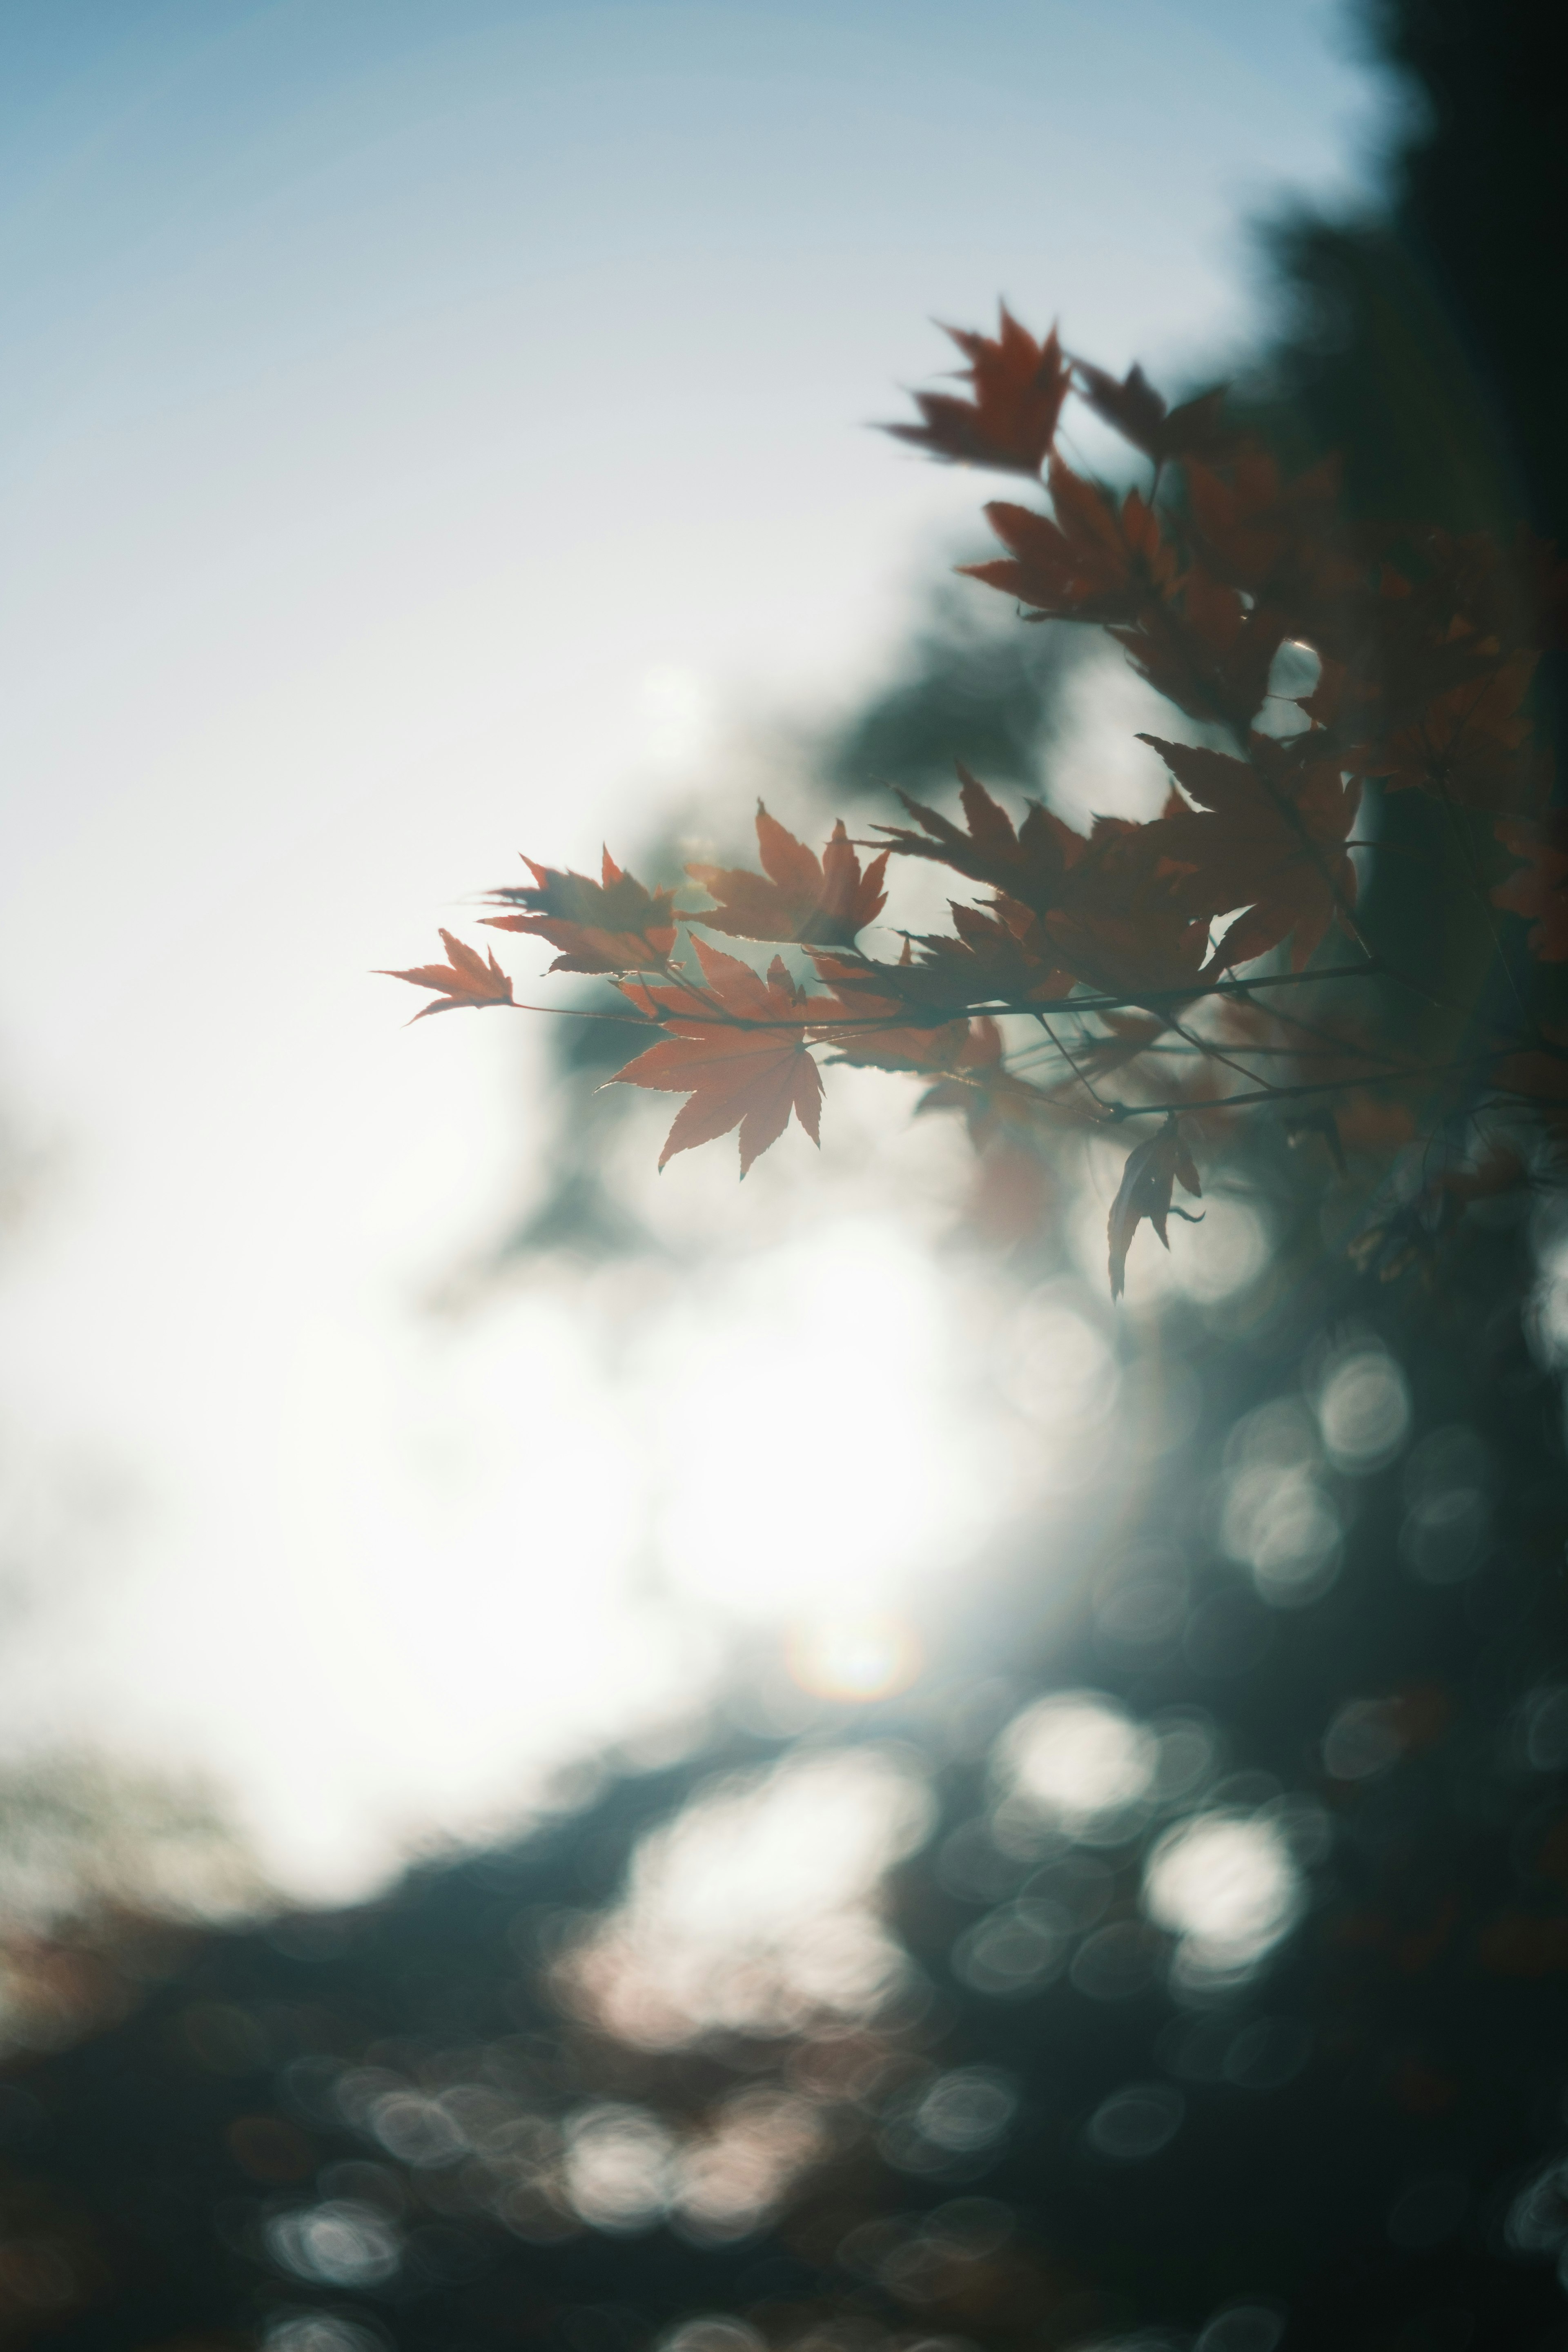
<box><xmin>824</xmin><ymin>584</ymin><xmax>1074</xmax><ymax>802</ymax></box>
<box><xmin>1250</xmin><ymin>0</ymin><xmax>1564</xmax><ymax>546</ymax></box>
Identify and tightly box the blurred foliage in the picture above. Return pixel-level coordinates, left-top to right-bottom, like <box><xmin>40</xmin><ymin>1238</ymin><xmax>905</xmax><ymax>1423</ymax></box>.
<box><xmin>5</xmin><ymin>1203</ymin><xmax>1568</xmax><ymax>2343</ymax></box>
<box><xmin>822</xmin><ymin>582</ymin><xmax>1075</xmax><ymax>805</ymax></box>
<box><xmin>1246</xmin><ymin>1</ymin><xmax>1563</xmax><ymax>544</ymax></box>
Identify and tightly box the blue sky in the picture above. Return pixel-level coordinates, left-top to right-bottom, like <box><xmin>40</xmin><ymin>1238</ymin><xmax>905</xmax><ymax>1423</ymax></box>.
<box><xmin>0</xmin><ymin>0</ymin><xmax>1396</xmax><ymax>1898</ymax></box>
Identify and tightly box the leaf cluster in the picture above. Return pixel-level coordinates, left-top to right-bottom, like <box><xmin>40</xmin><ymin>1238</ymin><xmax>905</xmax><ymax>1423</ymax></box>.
<box><xmin>386</xmin><ymin>307</ymin><xmax>1566</xmax><ymax>1296</ymax></box>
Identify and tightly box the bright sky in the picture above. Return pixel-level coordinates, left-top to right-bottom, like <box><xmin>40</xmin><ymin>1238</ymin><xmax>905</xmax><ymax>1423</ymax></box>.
<box><xmin>0</xmin><ymin>0</ymin><xmax>1392</xmax><ymax>1900</ymax></box>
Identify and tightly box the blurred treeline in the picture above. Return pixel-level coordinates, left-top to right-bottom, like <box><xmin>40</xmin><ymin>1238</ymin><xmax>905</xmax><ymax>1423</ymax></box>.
<box><xmin>6</xmin><ymin>3</ymin><xmax>1568</xmax><ymax>2347</ymax></box>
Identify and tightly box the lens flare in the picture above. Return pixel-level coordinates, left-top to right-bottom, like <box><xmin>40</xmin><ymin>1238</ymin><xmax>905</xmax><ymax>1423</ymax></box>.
<box><xmin>787</xmin><ymin>1613</ymin><xmax>921</xmax><ymax>1700</ymax></box>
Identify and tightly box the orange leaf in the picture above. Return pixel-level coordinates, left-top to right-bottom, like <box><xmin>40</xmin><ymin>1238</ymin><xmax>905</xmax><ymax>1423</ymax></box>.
<box><xmin>686</xmin><ymin>806</ymin><xmax>888</xmax><ymax>944</ymax></box>
<box><xmin>380</xmin><ymin>929</ymin><xmax>515</xmax><ymax>1020</ymax></box>
<box><xmin>611</xmin><ymin>938</ymin><xmax>824</xmax><ymax>1174</ymax></box>
<box><xmin>483</xmin><ymin>848</ymin><xmax>679</xmax><ymax>973</ymax></box>
<box><xmin>1107</xmin><ymin>1114</ymin><xmax>1202</xmax><ymax>1299</ymax></box>
<box><xmin>883</xmin><ymin>307</ymin><xmax>1069</xmax><ymax>477</ymax></box>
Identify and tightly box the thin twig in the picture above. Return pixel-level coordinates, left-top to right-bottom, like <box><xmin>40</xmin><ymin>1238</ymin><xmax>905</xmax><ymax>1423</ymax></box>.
<box><xmin>1105</xmin><ymin>1059</ymin><xmax>1476</xmax><ymax>1119</ymax></box>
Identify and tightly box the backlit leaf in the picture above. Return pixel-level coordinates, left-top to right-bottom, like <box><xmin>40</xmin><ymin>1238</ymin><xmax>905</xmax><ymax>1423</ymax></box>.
<box><xmin>884</xmin><ymin>307</ymin><xmax>1069</xmax><ymax>477</ymax></box>
<box><xmin>686</xmin><ymin>807</ymin><xmax>888</xmax><ymax>944</ymax></box>
<box><xmin>610</xmin><ymin>938</ymin><xmax>825</xmax><ymax>1174</ymax></box>
<box><xmin>380</xmin><ymin>930</ymin><xmax>515</xmax><ymax>1020</ymax></box>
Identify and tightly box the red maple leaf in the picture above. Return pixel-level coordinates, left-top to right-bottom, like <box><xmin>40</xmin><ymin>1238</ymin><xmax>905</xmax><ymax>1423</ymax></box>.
<box><xmin>1372</xmin><ymin>654</ymin><xmax>1548</xmax><ymax>814</ymax></box>
<box><xmin>611</xmin><ymin>938</ymin><xmax>824</xmax><ymax>1174</ymax></box>
<box><xmin>1030</xmin><ymin>813</ymin><xmax>1214</xmax><ymax>1002</ymax></box>
<box><xmin>1185</xmin><ymin>451</ymin><xmax>1342</xmax><ymax>599</ymax></box>
<box><xmin>801</xmin><ymin>950</ymin><xmax>973</xmax><ymax>1073</ymax></box>
<box><xmin>1073</xmin><ymin>361</ymin><xmax>1232</xmax><ymax>464</ymax></box>
<box><xmin>1112</xmin><ymin>567</ymin><xmax>1288</xmax><ymax>732</ymax></box>
<box><xmin>1139</xmin><ymin>733</ymin><xmax>1361</xmax><ymax>970</ymax></box>
<box><xmin>686</xmin><ymin>806</ymin><xmax>888</xmax><ymax>944</ymax></box>
<box><xmin>810</xmin><ymin>898</ymin><xmax>1074</xmax><ymax>1021</ymax></box>
<box><xmin>883</xmin><ymin>307</ymin><xmax>1069</xmax><ymax>477</ymax></box>
<box><xmin>873</xmin><ymin>766</ymin><xmax>1091</xmax><ymax>918</ymax></box>
<box><xmin>483</xmin><ymin>849</ymin><xmax>678</xmax><ymax>973</ymax></box>
<box><xmin>961</xmin><ymin>462</ymin><xmax>1172</xmax><ymax>624</ymax></box>
<box><xmin>380</xmin><ymin>930</ymin><xmax>515</xmax><ymax>1020</ymax></box>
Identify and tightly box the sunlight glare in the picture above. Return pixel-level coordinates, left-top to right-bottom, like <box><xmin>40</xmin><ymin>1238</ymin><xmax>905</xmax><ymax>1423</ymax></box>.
<box><xmin>562</xmin><ymin>1746</ymin><xmax>933</xmax><ymax>2046</ymax></box>
<box><xmin>787</xmin><ymin>1612</ymin><xmax>922</xmax><ymax>1701</ymax></box>
<box><xmin>651</xmin><ymin>1220</ymin><xmax>996</xmax><ymax>1621</ymax></box>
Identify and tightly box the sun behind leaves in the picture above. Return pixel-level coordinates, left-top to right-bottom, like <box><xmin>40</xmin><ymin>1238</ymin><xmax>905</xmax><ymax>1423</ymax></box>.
<box><xmin>385</xmin><ymin>307</ymin><xmax>1563</xmax><ymax>1296</ymax></box>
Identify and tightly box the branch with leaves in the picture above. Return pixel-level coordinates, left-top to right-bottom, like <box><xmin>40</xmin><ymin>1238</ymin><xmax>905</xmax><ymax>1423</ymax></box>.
<box><xmin>385</xmin><ymin>307</ymin><xmax>1566</xmax><ymax>1295</ymax></box>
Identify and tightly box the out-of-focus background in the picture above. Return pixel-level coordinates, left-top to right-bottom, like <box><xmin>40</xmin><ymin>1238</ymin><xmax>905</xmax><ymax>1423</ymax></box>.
<box><xmin>0</xmin><ymin>0</ymin><xmax>1393</xmax><ymax>1895</ymax></box>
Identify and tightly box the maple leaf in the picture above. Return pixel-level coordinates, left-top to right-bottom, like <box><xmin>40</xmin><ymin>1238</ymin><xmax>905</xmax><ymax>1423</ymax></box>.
<box><xmin>610</xmin><ymin>937</ymin><xmax>824</xmax><ymax>1174</ymax></box>
<box><xmin>1324</xmin><ymin>559</ymin><xmax>1500</xmax><ymax>755</ymax></box>
<box><xmin>1107</xmin><ymin>1114</ymin><xmax>1202</xmax><ymax>1299</ymax></box>
<box><xmin>1494</xmin><ymin>815</ymin><xmax>1568</xmax><ymax>961</ymax></box>
<box><xmin>1139</xmin><ymin>732</ymin><xmax>1361</xmax><ymax>970</ymax></box>
<box><xmin>812</xmin><ymin>895</ymin><xmax>1074</xmax><ymax>1020</ymax></box>
<box><xmin>873</xmin><ymin>770</ymin><xmax>1207</xmax><ymax>1002</ymax></box>
<box><xmin>1185</xmin><ymin>451</ymin><xmax>1342</xmax><ymax>599</ymax></box>
<box><xmin>874</xmin><ymin>766</ymin><xmax>1091</xmax><ymax>917</ymax></box>
<box><xmin>883</xmin><ymin>307</ymin><xmax>1069</xmax><ymax>476</ymax></box>
<box><xmin>912</xmin><ymin>901</ymin><xmax>1078</xmax><ymax>1009</ymax></box>
<box><xmin>484</xmin><ymin>849</ymin><xmax>678</xmax><ymax>973</ymax></box>
<box><xmin>960</xmin><ymin>461</ymin><xmax>1172</xmax><ymax>624</ymax></box>
<box><xmin>800</xmin><ymin>953</ymin><xmax>972</xmax><ymax>1073</ymax></box>
<box><xmin>1074</xmin><ymin>360</ymin><xmax>1232</xmax><ymax>464</ymax></box>
<box><xmin>1372</xmin><ymin>653</ymin><xmax>1548</xmax><ymax>813</ymax></box>
<box><xmin>686</xmin><ymin>806</ymin><xmax>888</xmax><ymax>944</ymax></box>
<box><xmin>1112</xmin><ymin>568</ymin><xmax>1288</xmax><ymax>731</ymax></box>
<box><xmin>380</xmin><ymin>929</ymin><xmax>515</xmax><ymax>1020</ymax></box>
<box><xmin>1030</xmin><ymin>813</ymin><xmax>1215</xmax><ymax>1002</ymax></box>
